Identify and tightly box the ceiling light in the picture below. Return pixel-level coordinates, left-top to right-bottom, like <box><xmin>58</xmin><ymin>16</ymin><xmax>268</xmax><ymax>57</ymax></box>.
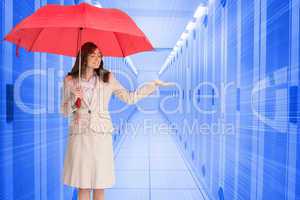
<box><xmin>186</xmin><ymin>21</ymin><xmax>196</xmax><ymax>31</ymax></box>
<box><xmin>193</xmin><ymin>6</ymin><xmax>207</xmax><ymax>19</ymax></box>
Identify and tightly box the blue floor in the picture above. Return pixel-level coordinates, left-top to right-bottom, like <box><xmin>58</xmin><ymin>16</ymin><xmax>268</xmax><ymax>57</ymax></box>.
<box><xmin>104</xmin><ymin>112</ymin><xmax>205</xmax><ymax>200</ymax></box>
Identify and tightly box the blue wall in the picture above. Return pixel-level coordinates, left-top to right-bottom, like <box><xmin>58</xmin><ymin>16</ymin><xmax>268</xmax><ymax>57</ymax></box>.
<box><xmin>159</xmin><ymin>0</ymin><xmax>300</xmax><ymax>199</ymax></box>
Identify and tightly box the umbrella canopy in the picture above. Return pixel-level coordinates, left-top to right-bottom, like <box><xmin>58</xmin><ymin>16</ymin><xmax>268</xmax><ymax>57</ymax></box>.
<box><xmin>4</xmin><ymin>2</ymin><xmax>154</xmax><ymax>57</ymax></box>
<box><xmin>4</xmin><ymin>2</ymin><xmax>155</xmax><ymax>109</ymax></box>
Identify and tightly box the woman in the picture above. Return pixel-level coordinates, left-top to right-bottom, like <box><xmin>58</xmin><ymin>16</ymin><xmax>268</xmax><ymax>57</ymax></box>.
<box><xmin>60</xmin><ymin>42</ymin><xmax>174</xmax><ymax>200</ymax></box>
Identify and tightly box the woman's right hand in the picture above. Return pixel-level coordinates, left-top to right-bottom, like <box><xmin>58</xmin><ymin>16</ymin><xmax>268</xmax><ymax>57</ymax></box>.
<box><xmin>71</xmin><ymin>86</ymin><xmax>84</xmax><ymax>99</ymax></box>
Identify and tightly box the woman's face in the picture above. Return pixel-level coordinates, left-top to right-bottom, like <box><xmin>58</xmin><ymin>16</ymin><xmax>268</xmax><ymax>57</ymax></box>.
<box><xmin>86</xmin><ymin>48</ymin><xmax>103</xmax><ymax>69</ymax></box>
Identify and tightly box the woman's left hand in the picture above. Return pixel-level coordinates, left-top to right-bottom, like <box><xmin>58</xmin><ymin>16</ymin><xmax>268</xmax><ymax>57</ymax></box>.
<box><xmin>154</xmin><ymin>79</ymin><xmax>176</xmax><ymax>87</ymax></box>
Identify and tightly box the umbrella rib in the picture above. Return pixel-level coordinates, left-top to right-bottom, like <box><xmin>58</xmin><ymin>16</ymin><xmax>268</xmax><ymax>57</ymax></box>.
<box><xmin>29</xmin><ymin>28</ymin><xmax>44</xmax><ymax>52</ymax></box>
<box><xmin>113</xmin><ymin>33</ymin><xmax>125</xmax><ymax>57</ymax></box>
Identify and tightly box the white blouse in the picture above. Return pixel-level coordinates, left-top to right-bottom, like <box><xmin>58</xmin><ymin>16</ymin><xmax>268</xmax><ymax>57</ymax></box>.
<box><xmin>81</xmin><ymin>74</ymin><xmax>96</xmax><ymax>104</ymax></box>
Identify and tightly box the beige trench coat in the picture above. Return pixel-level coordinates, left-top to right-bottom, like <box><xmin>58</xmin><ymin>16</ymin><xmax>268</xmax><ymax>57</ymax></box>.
<box><xmin>60</xmin><ymin>71</ymin><xmax>157</xmax><ymax>188</ymax></box>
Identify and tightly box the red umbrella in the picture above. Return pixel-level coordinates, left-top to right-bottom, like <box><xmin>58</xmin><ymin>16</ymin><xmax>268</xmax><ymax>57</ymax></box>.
<box><xmin>4</xmin><ymin>2</ymin><xmax>154</xmax><ymax>108</ymax></box>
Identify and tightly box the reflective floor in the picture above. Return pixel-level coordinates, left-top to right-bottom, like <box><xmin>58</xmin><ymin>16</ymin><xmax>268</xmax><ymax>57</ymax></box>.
<box><xmin>103</xmin><ymin>112</ymin><xmax>205</xmax><ymax>200</ymax></box>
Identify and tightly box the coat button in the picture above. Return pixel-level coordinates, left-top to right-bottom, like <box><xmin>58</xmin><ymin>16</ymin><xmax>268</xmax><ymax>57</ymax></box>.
<box><xmin>88</xmin><ymin>110</ymin><xmax>91</xmax><ymax>114</ymax></box>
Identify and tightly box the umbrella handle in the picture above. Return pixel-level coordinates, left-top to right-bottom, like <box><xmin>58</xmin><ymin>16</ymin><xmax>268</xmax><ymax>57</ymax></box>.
<box><xmin>74</xmin><ymin>28</ymin><xmax>82</xmax><ymax>109</ymax></box>
<box><xmin>75</xmin><ymin>98</ymin><xmax>81</xmax><ymax>108</ymax></box>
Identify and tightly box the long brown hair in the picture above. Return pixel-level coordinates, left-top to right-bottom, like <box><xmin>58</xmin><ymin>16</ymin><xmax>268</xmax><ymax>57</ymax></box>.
<box><xmin>67</xmin><ymin>42</ymin><xmax>110</xmax><ymax>83</ymax></box>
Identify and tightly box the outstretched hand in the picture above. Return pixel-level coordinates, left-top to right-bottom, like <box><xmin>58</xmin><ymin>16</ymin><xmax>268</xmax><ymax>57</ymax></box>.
<box><xmin>154</xmin><ymin>79</ymin><xmax>176</xmax><ymax>87</ymax></box>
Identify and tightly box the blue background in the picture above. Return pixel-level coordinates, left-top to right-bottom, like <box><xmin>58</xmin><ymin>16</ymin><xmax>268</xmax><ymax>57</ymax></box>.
<box><xmin>0</xmin><ymin>0</ymin><xmax>299</xmax><ymax>199</ymax></box>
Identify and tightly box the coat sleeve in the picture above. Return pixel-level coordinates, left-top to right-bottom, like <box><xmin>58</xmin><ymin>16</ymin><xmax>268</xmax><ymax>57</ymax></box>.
<box><xmin>60</xmin><ymin>76</ymin><xmax>78</xmax><ymax>117</ymax></box>
<box><xmin>109</xmin><ymin>72</ymin><xmax>158</xmax><ymax>105</ymax></box>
